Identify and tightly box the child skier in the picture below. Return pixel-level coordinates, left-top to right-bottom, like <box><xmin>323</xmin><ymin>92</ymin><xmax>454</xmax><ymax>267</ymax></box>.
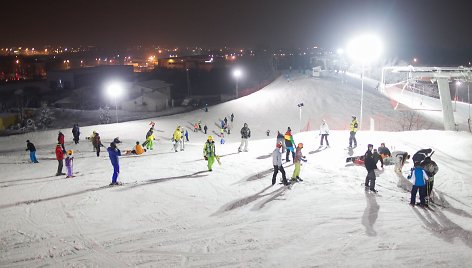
<box><xmin>272</xmin><ymin>141</ymin><xmax>289</xmax><ymax>186</ymax></box>
<box><xmin>203</xmin><ymin>136</ymin><xmax>216</xmax><ymax>171</ymax></box>
<box><xmin>291</xmin><ymin>143</ymin><xmax>307</xmax><ymax>182</ymax></box>
<box><xmin>107</xmin><ymin>142</ymin><xmax>122</xmax><ymax>186</ymax></box>
<box><xmin>408</xmin><ymin>162</ymin><xmax>429</xmax><ymax>207</ymax></box>
<box><xmin>25</xmin><ymin>140</ymin><xmax>39</xmax><ymax>163</ymax></box>
<box><xmin>65</xmin><ymin>150</ymin><xmax>74</xmax><ymax>178</ymax></box>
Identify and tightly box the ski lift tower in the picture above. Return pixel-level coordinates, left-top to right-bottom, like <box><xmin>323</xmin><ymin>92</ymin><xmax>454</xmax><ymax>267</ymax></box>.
<box><xmin>381</xmin><ymin>66</ymin><xmax>472</xmax><ymax>131</ymax></box>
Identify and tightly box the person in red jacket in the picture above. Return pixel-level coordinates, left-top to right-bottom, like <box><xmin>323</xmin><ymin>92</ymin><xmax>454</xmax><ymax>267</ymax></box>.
<box><xmin>55</xmin><ymin>143</ymin><xmax>65</xmax><ymax>176</ymax></box>
<box><xmin>58</xmin><ymin>131</ymin><xmax>65</xmax><ymax>152</ymax></box>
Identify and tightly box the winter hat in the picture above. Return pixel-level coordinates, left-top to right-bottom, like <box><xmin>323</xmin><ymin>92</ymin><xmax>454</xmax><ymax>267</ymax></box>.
<box><xmin>287</xmin><ymin>127</ymin><xmax>291</xmax><ymax>131</ymax></box>
<box><xmin>368</xmin><ymin>144</ymin><xmax>373</xmax><ymax>148</ymax></box>
<box><xmin>67</xmin><ymin>150</ymin><xmax>73</xmax><ymax>156</ymax></box>
<box><xmin>26</xmin><ymin>140</ymin><xmax>30</xmax><ymax>142</ymax></box>
<box><xmin>352</xmin><ymin>115</ymin><xmax>356</xmax><ymax>118</ymax></box>
<box><xmin>276</xmin><ymin>141</ymin><xmax>282</xmax><ymax>148</ymax></box>
<box><xmin>110</xmin><ymin>142</ymin><xmax>116</xmax><ymax>149</ymax></box>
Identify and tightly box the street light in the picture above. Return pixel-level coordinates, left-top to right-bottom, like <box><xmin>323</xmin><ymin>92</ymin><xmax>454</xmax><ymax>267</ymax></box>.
<box><xmin>233</xmin><ymin>68</ymin><xmax>242</xmax><ymax>98</ymax></box>
<box><xmin>347</xmin><ymin>33</ymin><xmax>383</xmax><ymax>130</ymax></box>
<box><xmin>186</xmin><ymin>68</ymin><xmax>191</xmax><ymax>96</ymax></box>
<box><xmin>297</xmin><ymin>102</ymin><xmax>304</xmax><ymax>132</ymax></box>
<box><xmin>106</xmin><ymin>82</ymin><xmax>124</xmax><ymax>123</ymax></box>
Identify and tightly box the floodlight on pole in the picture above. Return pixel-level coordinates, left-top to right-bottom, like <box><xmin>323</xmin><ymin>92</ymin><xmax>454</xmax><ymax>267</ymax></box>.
<box><xmin>297</xmin><ymin>103</ymin><xmax>304</xmax><ymax>132</ymax></box>
<box><xmin>106</xmin><ymin>82</ymin><xmax>124</xmax><ymax>123</ymax></box>
<box><xmin>233</xmin><ymin>68</ymin><xmax>242</xmax><ymax>98</ymax></box>
<box><xmin>346</xmin><ymin>33</ymin><xmax>383</xmax><ymax>130</ymax></box>
<box><xmin>455</xmin><ymin>81</ymin><xmax>462</xmax><ymax>112</ymax></box>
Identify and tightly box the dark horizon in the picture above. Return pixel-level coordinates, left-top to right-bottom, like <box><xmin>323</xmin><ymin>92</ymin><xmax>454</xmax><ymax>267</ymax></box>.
<box><xmin>3</xmin><ymin>0</ymin><xmax>472</xmax><ymax>65</ymax></box>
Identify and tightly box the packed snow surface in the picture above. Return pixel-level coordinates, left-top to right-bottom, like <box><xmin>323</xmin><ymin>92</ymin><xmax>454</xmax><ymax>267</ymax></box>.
<box><xmin>1</xmin><ymin>74</ymin><xmax>471</xmax><ymax>267</ymax></box>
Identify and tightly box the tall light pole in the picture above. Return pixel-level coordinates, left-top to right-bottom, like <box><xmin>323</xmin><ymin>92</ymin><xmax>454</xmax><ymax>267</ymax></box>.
<box><xmin>186</xmin><ymin>68</ymin><xmax>191</xmax><ymax>96</ymax></box>
<box><xmin>455</xmin><ymin>81</ymin><xmax>461</xmax><ymax>112</ymax></box>
<box><xmin>106</xmin><ymin>82</ymin><xmax>124</xmax><ymax>123</ymax></box>
<box><xmin>233</xmin><ymin>68</ymin><xmax>242</xmax><ymax>98</ymax></box>
<box><xmin>347</xmin><ymin>34</ymin><xmax>382</xmax><ymax>130</ymax></box>
<box><xmin>297</xmin><ymin>102</ymin><xmax>304</xmax><ymax>132</ymax></box>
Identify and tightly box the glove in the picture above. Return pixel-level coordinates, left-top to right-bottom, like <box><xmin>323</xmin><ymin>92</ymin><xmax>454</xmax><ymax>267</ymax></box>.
<box><xmin>204</xmin><ymin>156</ymin><xmax>208</xmax><ymax>160</ymax></box>
<box><xmin>407</xmin><ymin>175</ymin><xmax>411</xmax><ymax>179</ymax></box>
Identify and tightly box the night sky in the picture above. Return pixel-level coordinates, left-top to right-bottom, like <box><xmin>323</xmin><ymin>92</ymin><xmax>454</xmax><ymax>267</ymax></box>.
<box><xmin>2</xmin><ymin>0</ymin><xmax>472</xmax><ymax>63</ymax></box>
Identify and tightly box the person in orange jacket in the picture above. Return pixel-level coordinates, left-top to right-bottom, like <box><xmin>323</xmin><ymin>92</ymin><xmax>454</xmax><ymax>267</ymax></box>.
<box><xmin>55</xmin><ymin>143</ymin><xmax>65</xmax><ymax>176</ymax></box>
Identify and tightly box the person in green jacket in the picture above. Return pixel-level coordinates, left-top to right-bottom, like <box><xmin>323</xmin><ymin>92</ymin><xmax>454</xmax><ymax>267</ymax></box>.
<box><xmin>203</xmin><ymin>136</ymin><xmax>216</xmax><ymax>171</ymax></box>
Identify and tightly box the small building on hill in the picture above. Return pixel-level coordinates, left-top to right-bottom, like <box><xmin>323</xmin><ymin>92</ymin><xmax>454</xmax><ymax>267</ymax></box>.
<box><xmin>121</xmin><ymin>80</ymin><xmax>172</xmax><ymax>112</ymax></box>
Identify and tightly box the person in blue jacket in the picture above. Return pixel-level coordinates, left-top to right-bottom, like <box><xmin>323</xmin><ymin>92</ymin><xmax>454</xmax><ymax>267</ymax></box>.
<box><xmin>107</xmin><ymin>142</ymin><xmax>122</xmax><ymax>185</ymax></box>
<box><xmin>408</xmin><ymin>162</ymin><xmax>429</xmax><ymax>207</ymax></box>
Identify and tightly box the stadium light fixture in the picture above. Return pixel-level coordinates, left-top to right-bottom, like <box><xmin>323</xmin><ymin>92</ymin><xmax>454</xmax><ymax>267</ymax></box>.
<box><xmin>233</xmin><ymin>68</ymin><xmax>243</xmax><ymax>98</ymax></box>
<box><xmin>106</xmin><ymin>81</ymin><xmax>124</xmax><ymax>123</ymax></box>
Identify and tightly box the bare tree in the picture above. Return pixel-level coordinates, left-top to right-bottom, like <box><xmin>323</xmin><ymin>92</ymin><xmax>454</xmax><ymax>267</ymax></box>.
<box><xmin>398</xmin><ymin>110</ymin><xmax>429</xmax><ymax>130</ymax></box>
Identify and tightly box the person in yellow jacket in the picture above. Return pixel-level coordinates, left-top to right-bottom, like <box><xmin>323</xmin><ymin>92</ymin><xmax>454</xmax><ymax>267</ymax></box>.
<box><xmin>173</xmin><ymin>126</ymin><xmax>183</xmax><ymax>152</ymax></box>
<box><xmin>291</xmin><ymin>143</ymin><xmax>307</xmax><ymax>182</ymax></box>
<box><xmin>349</xmin><ymin>115</ymin><xmax>358</xmax><ymax>148</ymax></box>
<box><xmin>203</xmin><ymin>136</ymin><xmax>216</xmax><ymax>171</ymax></box>
<box><xmin>145</xmin><ymin>131</ymin><xmax>155</xmax><ymax>150</ymax></box>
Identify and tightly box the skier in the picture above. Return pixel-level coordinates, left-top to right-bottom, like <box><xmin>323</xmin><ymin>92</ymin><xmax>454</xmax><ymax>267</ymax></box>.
<box><xmin>238</xmin><ymin>123</ymin><xmax>251</xmax><ymax>152</ymax></box>
<box><xmin>220</xmin><ymin>128</ymin><xmax>225</xmax><ymax>144</ymax></box>
<box><xmin>89</xmin><ymin>131</ymin><xmax>97</xmax><ymax>151</ymax></box>
<box><xmin>348</xmin><ymin>115</ymin><xmax>358</xmax><ymax>148</ymax></box>
<box><xmin>72</xmin><ymin>124</ymin><xmax>80</xmax><ymax>144</ymax></box>
<box><xmin>198</xmin><ymin>120</ymin><xmax>202</xmax><ymax>131</ymax></box>
<box><xmin>107</xmin><ymin>142</ymin><xmax>122</xmax><ymax>185</ymax></box>
<box><xmin>319</xmin><ymin>119</ymin><xmax>330</xmax><ymax>147</ymax></box>
<box><xmin>377</xmin><ymin>142</ymin><xmax>391</xmax><ymax>158</ymax></box>
<box><xmin>421</xmin><ymin>157</ymin><xmax>439</xmax><ymax>202</ymax></box>
<box><xmin>364</xmin><ymin>144</ymin><xmax>377</xmax><ymax>193</ymax></box>
<box><xmin>284</xmin><ymin>127</ymin><xmax>296</xmax><ymax>161</ymax></box>
<box><xmin>184</xmin><ymin>129</ymin><xmax>189</xmax><ymax>142</ymax></box>
<box><xmin>55</xmin><ymin>143</ymin><xmax>65</xmax><ymax>176</ymax></box>
<box><xmin>65</xmin><ymin>150</ymin><xmax>74</xmax><ymax>178</ymax></box>
<box><xmin>58</xmin><ymin>131</ymin><xmax>66</xmax><ymax>152</ymax></box>
<box><xmin>203</xmin><ymin>124</ymin><xmax>208</xmax><ymax>134</ymax></box>
<box><xmin>203</xmin><ymin>136</ymin><xmax>216</xmax><ymax>171</ymax></box>
<box><xmin>224</xmin><ymin>117</ymin><xmax>228</xmax><ymax>127</ymax></box>
<box><xmin>407</xmin><ymin>162</ymin><xmax>429</xmax><ymax>207</ymax></box>
<box><xmin>25</xmin><ymin>140</ymin><xmax>39</xmax><ymax>163</ymax></box>
<box><xmin>173</xmin><ymin>126</ymin><xmax>183</xmax><ymax>152</ymax></box>
<box><xmin>291</xmin><ymin>143</ymin><xmax>307</xmax><ymax>182</ymax></box>
<box><xmin>93</xmin><ymin>132</ymin><xmax>104</xmax><ymax>157</ymax></box>
<box><xmin>272</xmin><ymin>141</ymin><xmax>289</xmax><ymax>186</ymax></box>
<box><xmin>226</xmin><ymin>122</ymin><xmax>231</xmax><ymax>134</ymax></box>
<box><xmin>230</xmin><ymin>113</ymin><xmax>234</xmax><ymax>122</ymax></box>
<box><xmin>144</xmin><ymin>128</ymin><xmax>155</xmax><ymax>150</ymax></box>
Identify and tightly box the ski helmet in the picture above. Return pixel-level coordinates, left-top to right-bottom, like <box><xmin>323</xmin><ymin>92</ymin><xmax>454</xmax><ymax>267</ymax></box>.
<box><xmin>208</xmin><ymin>135</ymin><xmax>213</xmax><ymax>141</ymax></box>
<box><xmin>67</xmin><ymin>150</ymin><xmax>73</xmax><ymax>155</ymax></box>
<box><xmin>276</xmin><ymin>141</ymin><xmax>283</xmax><ymax>148</ymax></box>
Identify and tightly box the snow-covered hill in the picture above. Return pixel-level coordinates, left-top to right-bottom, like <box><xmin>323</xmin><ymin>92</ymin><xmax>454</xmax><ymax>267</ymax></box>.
<box><xmin>1</xmin><ymin>74</ymin><xmax>471</xmax><ymax>267</ymax></box>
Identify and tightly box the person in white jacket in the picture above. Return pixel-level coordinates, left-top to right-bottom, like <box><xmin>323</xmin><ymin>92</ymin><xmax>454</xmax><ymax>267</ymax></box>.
<box><xmin>319</xmin><ymin>119</ymin><xmax>330</xmax><ymax>147</ymax></box>
<box><xmin>272</xmin><ymin>142</ymin><xmax>289</xmax><ymax>186</ymax></box>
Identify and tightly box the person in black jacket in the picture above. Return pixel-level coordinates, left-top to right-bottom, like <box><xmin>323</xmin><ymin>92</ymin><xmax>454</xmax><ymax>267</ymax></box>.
<box><xmin>72</xmin><ymin>124</ymin><xmax>80</xmax><ymax>144</ymax></box>
<box><xmin>364</xmin><ymin>144</ymin><xmax>377</xmax><ymax>192</ymax></box>
<box><xmin>25</xmin><ymin>140</ymin><xmax>39</xmax><ymax>163</ymax></box>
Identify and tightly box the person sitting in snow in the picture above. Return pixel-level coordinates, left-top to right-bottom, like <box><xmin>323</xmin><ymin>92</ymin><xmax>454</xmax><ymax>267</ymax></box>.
<box><xmin>272</xmin><ymin>141</ymin><xmax>289</xmax><ymax>186</ymax></box>
<box><xmin>291</xmin><ymin>143</ymin><xmax>307</xmax><ymax>182</ymax></box>
<box><xmin>65</xmin><ymin>150</ymin><xmax>74</xmax><ymax>178</ymax></box>
<box><xmin>378</xmin><ymin>142</ymin><xmax>391</xmax><ymax>158</ymax></box>
<box><xmin>125</xmin><ymin>141</ymin><xmax>146</xmax><ymax>155</ymax></box>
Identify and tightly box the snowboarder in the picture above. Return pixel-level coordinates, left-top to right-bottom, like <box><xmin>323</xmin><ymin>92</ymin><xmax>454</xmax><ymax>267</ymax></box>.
<box><xmin>319</xmin><ymin>119</ymin><xmax>330</xmax><ymax>147</ymax></box>
<box><xmin>55</xmin><ymin>143</ymin><xmax>65</xmax><ymax>176</ymax></box>
<box><xmin>407</xmin><ymin>162</ymin><xmax>429</xmax><ymax>207</ymax></box>
<box><xmin>272</xmin><ymin>141</ymin><xmax>289</xmax><ymax>186</ymax></box>
<box><xmin>92</xmin><ymin>132</ymin><xmax>104</xmax><ymax>157</ymax></box>
<box><xmin>348</xmin><ymin>115</ymin><xmax>358</xmax><ymax>148</ymax></box>
<box><xmin>203</xmin><ymin>136</ymin><xmax>216</xmax><ymax>171</ymax></box>
<box><xmin>230</xmin><ymin>113</ymin><xmax>234</xmax><ymax>122</ymax></box>
<box><xmin>25</xmin><ymin>140</ymin><xmax>39</xmax><ymax>163</ymax></box>
<box><xmin>378</xmin><ymin>142</ymin><xmax>391</xmax><ymax>158</ymax></box>
<box><xmin>107</xmin><ymin>142</ymin><xmax>122</xmax><ymax>185</ymax></box>
<box><xmin>238</xmin><ymin>123</ymin><xmax>251</xmax><ymax>152</ymax></box>
<box><xmin>364</xmin><ymin>144</ymin><xmax>377</xmax><ymax>192</ymax></box>
<box><xmin>72</xmin><ymin>124</ymin><xmax>80</xmax><ymax>144</ymax></box>
<box><xmin>284</xmin><ymin>127</ymin><xmax>296</xmax><ymax>161</ymax></box>
<box><xmin>65</xmin><ymin>150</ymin><xmax>74</xmax><ymax>178</ymax></box>
<box><xmin>58</xmin><ymin>131</ymin><xmax>66</xmax><ymax>152</ymax></box>
<box><xmin>173</xmin><ymin>126</ymin><xmax>183</xmax><ymax>152</ymax></box>
<box><xmin>291</xmin><ymin>143</ymin><xmax>307</xmax><ymax>182</ymax></box>
<box><xmin>203</xmin><ymin>124</ymin><xmax>208</xmax><ymax>134</ymax></box>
